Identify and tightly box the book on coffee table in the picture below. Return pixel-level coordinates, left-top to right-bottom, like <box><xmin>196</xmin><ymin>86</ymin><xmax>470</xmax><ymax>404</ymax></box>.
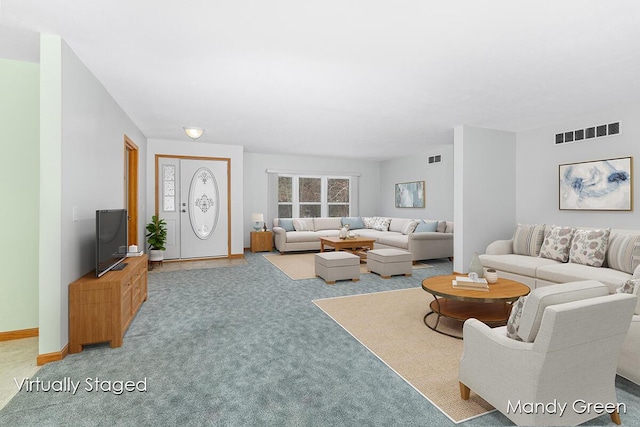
<box><xmin>452</xmin><ymin>276</ymin><xmax>489</xmax><ymax>291</ymax></box>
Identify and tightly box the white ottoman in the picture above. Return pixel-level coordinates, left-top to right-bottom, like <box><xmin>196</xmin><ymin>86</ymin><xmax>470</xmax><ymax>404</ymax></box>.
<box><xmin>315</xmin><ymin>252</ymin><xmax>360</xmax><ymax>285</ymax></box>
<box><xmin>367</xmin><ymin>248</ymin><xmax>412</xmax><ymax>279</ymax></box>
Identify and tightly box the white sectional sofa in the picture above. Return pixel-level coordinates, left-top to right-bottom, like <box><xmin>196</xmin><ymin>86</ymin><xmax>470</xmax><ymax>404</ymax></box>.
<box><xmin>272</xmin><ymin>216</ymin><xmax>453</xmax><ymax>262</ymax></box>
<box><xmin>479</xmin><ymin>223</ymin><xmax>640</xmax><ymax>385</ymax></box>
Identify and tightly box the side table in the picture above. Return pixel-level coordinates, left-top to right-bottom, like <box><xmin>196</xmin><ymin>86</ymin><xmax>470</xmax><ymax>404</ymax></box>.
<box><xmin>251</xmin><ymin>231</ymin><xmax>274</xmax><ymax>253</ymax></box>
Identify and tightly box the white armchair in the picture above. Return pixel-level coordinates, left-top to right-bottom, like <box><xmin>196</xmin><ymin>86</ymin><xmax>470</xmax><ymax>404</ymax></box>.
<box><xmin>459</xmin><ymin>281</ymin><xmax>636</xmax><ymax>426</ymax></box>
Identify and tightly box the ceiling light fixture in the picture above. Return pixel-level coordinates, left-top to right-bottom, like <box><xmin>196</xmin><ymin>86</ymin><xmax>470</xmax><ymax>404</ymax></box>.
<box><xmin>183</xmin><ymin>126</ymin><xmax>204</xmax><ymax>140</ymax></box>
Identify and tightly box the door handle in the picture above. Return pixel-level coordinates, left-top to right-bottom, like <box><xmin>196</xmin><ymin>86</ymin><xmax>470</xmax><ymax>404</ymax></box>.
<box><xmin>181</xmin><ymin>209</ymin><xmax>186</xmax><ymax>213</ymax></box>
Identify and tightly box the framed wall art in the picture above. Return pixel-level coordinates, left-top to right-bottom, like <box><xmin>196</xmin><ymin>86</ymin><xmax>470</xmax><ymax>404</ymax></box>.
<box><xmin>395</xmin><ymin>181</ymin><xmax>425</xmax><ymax>208</ymax></box>
<box><xmin>559</xmin><ymin>156</ymin><xmax>633</xmax><ymax>211</ymax></box>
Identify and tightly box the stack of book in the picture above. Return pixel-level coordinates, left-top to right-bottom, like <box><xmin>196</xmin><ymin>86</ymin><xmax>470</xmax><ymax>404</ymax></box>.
<box><xmin>452</xmin><ymin>276</ymin><xmax>489</xmax><ymax>291</ymax></box>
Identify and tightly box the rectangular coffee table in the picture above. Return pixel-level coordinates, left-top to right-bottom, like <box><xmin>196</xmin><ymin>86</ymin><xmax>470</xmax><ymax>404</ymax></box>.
<box><xmin>319</xmin><ymin>236</ymin><xmax>375</xmax><ymax>261</ymax></box>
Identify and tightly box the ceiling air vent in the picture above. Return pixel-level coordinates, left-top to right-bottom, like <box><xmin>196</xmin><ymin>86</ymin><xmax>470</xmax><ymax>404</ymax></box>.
<box><xmin>555</xmin><ymin>121</ymin><xmax>621</xmax><ymax>145</ymax></box>
<box><xmin>428</xmin><ymin>155</ymin><xmax>442</xmax><ymax>164</ymax></box>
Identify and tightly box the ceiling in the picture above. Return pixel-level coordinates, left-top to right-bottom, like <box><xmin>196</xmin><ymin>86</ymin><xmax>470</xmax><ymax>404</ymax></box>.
<box><xmin>2</xmin><ymin>1</ymin><xmax>640</xmax><ymax>161</ymax></box>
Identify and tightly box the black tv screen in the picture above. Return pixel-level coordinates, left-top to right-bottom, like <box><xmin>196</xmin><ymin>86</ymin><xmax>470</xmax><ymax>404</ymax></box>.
<box><xmin>96</xmin><ymin>209</ymin><xmax>128</xmax><ymax>277</ymax></box>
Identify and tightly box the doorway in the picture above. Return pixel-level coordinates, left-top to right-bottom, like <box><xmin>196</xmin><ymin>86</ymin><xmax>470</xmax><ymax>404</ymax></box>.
<box><xmin>125</xmin><ymin>136</ymin><xmax>139</xmax><ymax>245</ymax></box>
<box><xmin>155</xmin><ymin>155</ymin><xmax>231</xmax><ymax>259</ymax></box>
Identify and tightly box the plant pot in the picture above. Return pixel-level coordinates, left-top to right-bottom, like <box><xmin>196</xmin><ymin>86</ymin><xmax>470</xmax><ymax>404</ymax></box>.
<box><xmin>149</xmin><ymin>249</ymin><xmax>165</xmax><ymax>262</ymax></box>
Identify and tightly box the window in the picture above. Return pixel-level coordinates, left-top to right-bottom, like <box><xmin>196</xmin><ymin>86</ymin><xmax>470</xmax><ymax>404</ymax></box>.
<box><xmin>278</xmin><ymin>175</ymin><xmax>351</xmax><ymax>218</ymax></box>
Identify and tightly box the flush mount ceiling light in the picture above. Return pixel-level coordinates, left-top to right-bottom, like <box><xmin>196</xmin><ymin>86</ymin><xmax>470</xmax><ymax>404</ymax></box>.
<box><xmin>183</xmin><ymin>126</ymin><xmax>204</xmax><ymax>140</ymax></box>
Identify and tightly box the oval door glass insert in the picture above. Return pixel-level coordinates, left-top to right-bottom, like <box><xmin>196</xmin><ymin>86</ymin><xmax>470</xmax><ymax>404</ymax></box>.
<box><xmin>188</xmin><ymin>167</ymin><xmax>219</xmax><ymax>239</ymax></box>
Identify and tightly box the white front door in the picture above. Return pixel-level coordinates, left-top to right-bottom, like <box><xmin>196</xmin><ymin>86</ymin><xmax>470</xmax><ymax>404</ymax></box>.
<box><xmin>156</xmin><ymin>156</ymin><xmax>229</xmax><ymax>259</ymax></box>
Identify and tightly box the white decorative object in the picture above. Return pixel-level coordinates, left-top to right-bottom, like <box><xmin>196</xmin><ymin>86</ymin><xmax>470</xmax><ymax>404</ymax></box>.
<box><xmin>339</xmin><ymin>224</ymin><xmax>350</xmax><ymax>239</ymax></box>
<box><xmin>485</xmin><ymin>268</ymin><xmax>498</xmax><ymax>284</ymax></box>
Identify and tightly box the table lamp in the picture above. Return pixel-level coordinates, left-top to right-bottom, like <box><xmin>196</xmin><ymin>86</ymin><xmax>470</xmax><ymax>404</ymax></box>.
<box><xmin>252</xmin><ymin>213</ymin><xmax>264</xmax><ymax>231</ymax></box>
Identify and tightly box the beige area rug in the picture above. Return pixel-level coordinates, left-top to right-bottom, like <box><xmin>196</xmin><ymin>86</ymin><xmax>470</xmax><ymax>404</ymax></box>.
<box><xmin>313</xmin><ymin>287</ymin><xmax>494</xmax><ymax>424</ymax></box>
<box><xmin>263</xmin><ymin>252</ymin><xmax>431</xmax><ymax>281</ymax></box>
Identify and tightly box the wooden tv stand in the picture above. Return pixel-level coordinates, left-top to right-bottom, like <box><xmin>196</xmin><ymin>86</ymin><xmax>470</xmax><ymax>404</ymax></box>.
<box><xmin>69</xmin><ymin>254</ymin><xmax>148</xmax><ymax>353</ymax></box>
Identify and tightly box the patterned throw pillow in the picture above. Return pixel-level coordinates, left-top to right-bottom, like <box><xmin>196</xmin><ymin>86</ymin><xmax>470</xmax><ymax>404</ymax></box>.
<box><xmin>569</xmin><ymin>228</ymin><xmax>611</xmax><ymax>267</ymax></box>
<box><xmin>539</xmin><ymin>225</ymin><xmax>576</xmax><ymax>262</ymax></box>
<box><xmin>512</xmin><ymin>223</ymin><xmax>545</xmax><ymax>256</ymax></box>
<box><xmin>616</xmin><ymin>278</ymin><xmax>640</xmax><ymax>315</ymax></box>
<box><xmin>607</xmin><ymin>234</ymin><xmax>640</xmax><ymax>274</ymax></box>
<box><xmin>362</xmin><ymin>217</ymin><xmax>376</xmax><ymax>229</ymax></box>
<box><xmin>372</xmin><ymin>217</ymin><xmax>391</xmax><ymax>231</ymax></box>
<box><xmin>506</xmin><ymin>296</ymin><xmax>527</xmax><ymax>341</ymax></box>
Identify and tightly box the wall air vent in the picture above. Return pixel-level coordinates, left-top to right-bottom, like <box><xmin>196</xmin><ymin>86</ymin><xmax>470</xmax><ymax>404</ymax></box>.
<box><xmin>555</xmin><ymin>121</ymin><xmax>621</xmax><ymax>145</ymax></box>
<box><xmin>428</xmin><ymin>154</ymin><xmax>442</xmax><ymax>164</ymax></box>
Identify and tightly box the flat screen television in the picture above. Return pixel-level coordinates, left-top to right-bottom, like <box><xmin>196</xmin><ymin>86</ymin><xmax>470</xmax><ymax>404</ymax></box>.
<box><xmin>96</xmin><ymin>209</ymin><xmax>128</xmax><ymax>277</ymax></box>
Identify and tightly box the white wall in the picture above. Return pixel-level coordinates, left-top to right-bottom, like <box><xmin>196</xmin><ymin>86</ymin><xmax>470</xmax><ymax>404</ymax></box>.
<box><xmin>516</xmin><ymin>106</ymin><xmax>640</xmax><ymax>229</ymax></box>
<box><xmin>146</xmin><ymin>139</ymin><xmax>244</xmax><ymax>255</ymax></box>
<box><xmin>0</xmin><ymin>58</ymin><xmax>39</xmax><ymax>333</ymax></box>
<box><xmin>243</xmin><ymin>153</ymin><xmax>381</xmax><ymax>248</ymax></box>
<box><xmin>453</xmin><ymin>125</ymin><xmax>516</xmax><ymax>273</ymax></box>
<box><xmin>379</xmin><ymin>144</ymin><xmax>454</xmax><ymax>220</ymax></box>
<box><xmin>39</xmin><ymin>36</ymin><xmax>147</xmax><ymax>354</ymax></box>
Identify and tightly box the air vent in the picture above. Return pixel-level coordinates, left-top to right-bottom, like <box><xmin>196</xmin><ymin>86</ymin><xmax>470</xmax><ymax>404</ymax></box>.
<box><xmin>428</xmin><ymin>154</ymin><xmax>442</xmax><ymax>164</ymax></box>
<box><xmin>555</xmin><ymin>121</ymin><xmax>621</xmax><ymax>145</ymax></box>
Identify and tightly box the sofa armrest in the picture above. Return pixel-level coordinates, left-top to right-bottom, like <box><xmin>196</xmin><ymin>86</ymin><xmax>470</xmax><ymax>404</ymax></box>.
<box><xmin>485</xmin><ymin>239</ymin><xmax>514</xmax><ymax>255</ymax></box>
<box><xmin>272</xmin><ymin>226</ymin><xmax>286</xmax><ymax>235</ymax></box>
<box><xmin>272</xmin><ymin>226</ymin><xmax>287</xmax><ymax>252</ymax></box>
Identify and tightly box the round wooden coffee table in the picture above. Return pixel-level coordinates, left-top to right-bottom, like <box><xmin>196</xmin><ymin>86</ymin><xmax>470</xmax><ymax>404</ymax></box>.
<box><xmin>421</xmin><ymin>274</ymin><xmax>530</xmax><ymax>339</ymax></box>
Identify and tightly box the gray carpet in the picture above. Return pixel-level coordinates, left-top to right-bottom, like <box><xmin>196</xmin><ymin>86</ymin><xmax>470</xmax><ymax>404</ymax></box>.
<box><xmin>1</xmin><ymin>252</ymin><xmax>638</xmax><ymax>426</ymax></box>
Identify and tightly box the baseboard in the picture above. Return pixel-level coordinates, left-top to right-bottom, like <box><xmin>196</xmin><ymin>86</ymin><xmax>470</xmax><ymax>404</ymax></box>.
<box><xmin>0</xmin><ymin>327</ymin><xmax>39</xmax><ymax>342</ymax></box>
<box><xmin>37</xmin><ymin>344</ymin><xmax>68</xmax><ymax>366</ymax></box>
<box><xmin>229</xmin><ymin>253</ymin><xmax>245</xmax><ymax>260</ymax></box>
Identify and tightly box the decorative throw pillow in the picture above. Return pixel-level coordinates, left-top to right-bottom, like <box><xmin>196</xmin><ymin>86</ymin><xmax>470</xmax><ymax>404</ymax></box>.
<box><xmin>512</xmin><ymin>223</ymin><xmax>545</xmax><ymax>256</ymax></box>
<box><xmin>279</xmin><ymin>219</ymin><xmax>295</xmax><ymax>232</ymax></box>
<box><xmin>341</xmin><ymin>217</ymin><xmax>365</xmax><ymax>230</ymax></box>
<box><xmin>634</xmin><ymin>264</ymin><xmax>640</xmax><ymax>280</ymax></box>
<box><xmin>539</xmin><ymin>225</ymin><xmax>576</xmax><ymax>262</ymax></box>
<box><xmin>372</xmin><ymin>217</ymin><xmax>391</xmax><ymax>231</ymax></box>
<box><xmin>616</xmin><ymin>278</ymin><xmax>640</xmax><ymax>315</ymax></box>
<box><xmin>506</xmin><ymin>296</ymin><xmax>527</xmax><ymax>341</ymax></box>
<box><xmin>436</xmin><ymin>221</ymin><xmax>447</xmax><ymax>233</ymax></box>
<box><xmin>569</xmin><ymin>228</ymin><xmax>611</xmax><ymax>267</ymax></box>
<box><xmin>362</xmin><ymin>217</ymin><xmax>376</xmax><ymax>229</ymax></box>
<box><xmin>414</xmin><ymin>220</ymin><xmax>438</xmax><ymax>233</ymax></box>
<box><xmin>292</xmin><ymin>219</ymin><xmax>312</xmax><ymax>232</ymax></box>
<box><xmin>607</xmin><ymin>233</ymin><xmax>640</xmax><ymax>274</ymax></box>
<box><xmin>401</xmin><ymin>220</ymin><xmax>419</xmax><ymax>235</ymax></box>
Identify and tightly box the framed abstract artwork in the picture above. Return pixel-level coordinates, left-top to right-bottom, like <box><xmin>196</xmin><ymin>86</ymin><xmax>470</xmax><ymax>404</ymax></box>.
<box><xmin>395</xmin><ymin>181</ymin><xmax>425</xmax><ymax>208</ymax></box>
<box><xmin>559</xmin><ymin>157</ymin><xmax>633</xmax><ymax>211</ymax></box>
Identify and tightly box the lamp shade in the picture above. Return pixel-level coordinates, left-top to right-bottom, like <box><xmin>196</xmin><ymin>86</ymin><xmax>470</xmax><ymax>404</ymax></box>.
<box><xmin>183</xmin><ymin>126</ymin><xmax>204</xmax><ymax>140</ymax></box>
<box><xmin>251</xmin><ymin>213</ymin><xmax>264</xmax><ymax>222</ymax></box>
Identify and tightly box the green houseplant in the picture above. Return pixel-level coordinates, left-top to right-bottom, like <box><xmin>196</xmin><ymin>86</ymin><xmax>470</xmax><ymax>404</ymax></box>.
<box><xmin>146</xmin><ymin>215</ymin><xmax>167</xmax><ymax>261</ymax></box>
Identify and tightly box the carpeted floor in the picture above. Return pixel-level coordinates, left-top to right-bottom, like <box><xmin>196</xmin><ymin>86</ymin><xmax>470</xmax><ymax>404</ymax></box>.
<box><xmin>313</xmin><ymin>288</ymin><xmax>494</xmax><ymax>423</ymax></box>
<box><xmin>1</xmin><ymin>252</ymin><xmax>638</xmax><ymax>426</ymax></box>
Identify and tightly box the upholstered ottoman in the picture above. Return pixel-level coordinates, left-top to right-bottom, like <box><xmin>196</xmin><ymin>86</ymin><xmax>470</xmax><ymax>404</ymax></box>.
<box><xmin>315</xmin><ymin>252</ymin><xmax>360</xmax><ymax>285</ymax></box>
<box><xmin>367</xmin><ymin>248</ymin><xmax>412</xmax><ymax>279</ymax></box>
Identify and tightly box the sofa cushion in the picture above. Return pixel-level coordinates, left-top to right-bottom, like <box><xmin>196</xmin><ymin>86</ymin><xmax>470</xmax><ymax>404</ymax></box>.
<box><xmin>376</xmin><ymin>233</ymin><xmax>409</xmax><ymax>250</ymax></box>
<box><xmin>355</xmin><ymin>229</ymin><xmax>382</xmax><ymax>240</ymax></box>
<box><xmin>445</xmin><ymin>222</ymin><xmax>454</xmax><ymax>233</ymax></box>
<box><xmin>372</xmin><ymin>217</ymin><xmax>391</xmax><ymax>231</ymax></box>
<box><xmin>313</xmin><ymin>217</ymin><xmax>341</xmax><ymax>231</ymax></box>
<box><xmin>506</xmin><ymin>296</ymin><xmax>527</xmax><ymax>341</ymax></box>
<box><xmin>607</xmin><ymin>233</ymin><xmax>640</xmax><ymax>274</ymax></box>
<box><xmin>536</xmin><ymin>263</ymin><xmax>632</xmax><ymax>293</ymax></box>
<box><xmin>293</xmin><ymin>219</ymin><xmax>313</xmax><ymax>231</ymax></box>
<box><xmin>517</xmin><ymin>280</ymin><xmax>609</xmax><ymax>342</ymax></box>
<box><xmin>568</xmin><ymin>228</ymin><xmax>610</xmax><ymax>267</ymax></box>
<box><xmin>279</xmin><ymin>219</ymin><xmax>295</xmax><ymax>231</ymax></box>
<box><xmin>389</xmin><ymin>218</ymin><xmax>410</xmax><ymax>233</ymax></box>
<box><xmin>437</xmin><ymin>221</ymin><xmax>447</xmax><ymax>233</ymax></box>
<box><xmin>539</xmin><ymin>225</ymin><xmax>575</xmax><ymax>262</ymax></box>
<box><xmin>286</xmin><ymin>231</ymin><xmax>319</xmax><ymax>243</ymax></box>
<box><xmin>341</xmin><ymin>217</ymin><xmax>365</xmax><ymax>230</ymax></box>
<box><xmin>512</xmin><ymin>223</ymin><xmax>545</xmax><ymax>256</ymax></box>
<box><xmin>362</xmin><ymin>217</ymin><xmax>376</xmax><ymax>229</ymax></box>
<box><xmin>415</xmin><ymin>220</ymin><xmax>438</xmax><ymax>233</ymax></box>
<box><xmin>479</xmin><ymin>253</ymin><xmax>560</xmax><ymax>277</ymax></box>
<box><xmin>615</xmin><ymin>279</ymin><xmax>640</xmax><ymax>315</ymax></box>
<box><xmin>401</xmin><ymin>220</ymin><xmax>419</xmax><ymax>235</ymax></box>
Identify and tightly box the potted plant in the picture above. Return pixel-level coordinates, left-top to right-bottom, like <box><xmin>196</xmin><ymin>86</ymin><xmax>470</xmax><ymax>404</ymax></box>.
<box><xmin>146</xmin><ymin>215</ymin><xmax>167</xmax><ymax>262</ymax></box>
